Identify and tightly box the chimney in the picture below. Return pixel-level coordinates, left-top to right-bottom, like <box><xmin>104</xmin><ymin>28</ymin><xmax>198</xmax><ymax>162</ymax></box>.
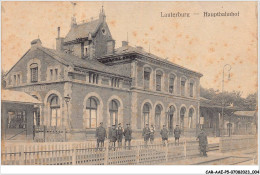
<box><xmin>56</xmin><ymin>27</ymin><xmax>64</xmax><ymax>51</ymax></box>
<box><xmin>122</xmin><ymin>41</ymin><xmax>128</xmax><ymax>47</ymax></box>
<box><xmin>31</xmin><ymin>39</ymin><xmax>42</xmax><ymax>48</ymax></box>
<box><xmin>57</xmin><ymin>27</ymin><xmax>60</xmax><ymax>38</ymax></box>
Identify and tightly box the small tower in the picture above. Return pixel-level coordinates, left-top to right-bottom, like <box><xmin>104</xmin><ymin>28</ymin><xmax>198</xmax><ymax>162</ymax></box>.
<box><xmin>99</xmin><ymin>5</ymin><xmax>106</xmax><ymax>22</ymax></box>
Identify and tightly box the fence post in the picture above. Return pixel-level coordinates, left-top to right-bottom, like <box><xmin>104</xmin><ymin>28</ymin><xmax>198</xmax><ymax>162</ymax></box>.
<box><xmin>136</xmin><ymin>145</ymin><xmax>140</xmax><ymax>164</ymax></box>
<box><xmin>104</xmin><ymin>142</ymin><xmax>109</xmax><ymax>165</ymax></box>
<box><xmin>184</xmin><ymin>139</ymin><xmax>187</xmax><ymax>158</ymax></box>
<box><xmin>165</xmin><ymin>142</ymin><xmax>168</xmax><ymax>163</ymax></box>
<box><xmin>19</xmin><ymin>145</ymin><xmax>25</xmax><ymax>165</ymax></box>
<box><xmin>72</xmin><ymin>144</ymin><xmax>76</xmax><ymax>165</ymax></box>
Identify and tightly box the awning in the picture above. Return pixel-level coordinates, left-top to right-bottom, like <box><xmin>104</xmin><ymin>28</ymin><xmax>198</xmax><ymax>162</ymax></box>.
<box><xmin>2</xmin><ymin>89</ymin><xmax>41</xmax><ymax>105</ymax></box>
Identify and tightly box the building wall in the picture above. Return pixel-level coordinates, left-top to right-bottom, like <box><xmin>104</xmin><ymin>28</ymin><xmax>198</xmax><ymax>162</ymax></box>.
<box><xmin>6</xmin><ymin>48</ymin><xmax>66</xmax><ymax>88</ymax></box>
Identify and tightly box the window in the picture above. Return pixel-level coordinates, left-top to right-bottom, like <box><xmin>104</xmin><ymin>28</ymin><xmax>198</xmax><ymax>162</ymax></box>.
<box><xmin>49</xmin><ymin>95</ymin><xmax>61</xmax><ymax>127</ymax></box>
<box><xmin>181</xmin><ymin>78</ymin><xmax>186</xmax><ymax>96</ymax></box>
<box><xmin>13</xmin><ymin>75</ymin><xmax>16</xmax><ymax>85</ymax></box>
<box><xmin>188</xmin><ymin>108</ymin><xmax>194</xmax><ymax>128</ymax></box>
<box><xmin>169</xmin><ymin>74</ymin><xmax>175</xmax><ymax>94</ymax></box>
<box><xmin>111</xmin><ymin>77</ymin><xmax>119</xmax><ymax>87</ymax></box>
<box><xmin>144</xmin><ymin>67</ymin><xmax>151</xmax><ymax>89</ymax></box>
<box><xmin>17</xmin><ymin>74</ymin><xmax>20</xmax><ymax>85</ymax></box>
<box><xmin>84</xmin><ymin>97</ymin><xmax>98</xmax><ymax>129</ymax></box>
<box><xmin>180</xmin><ymin>107</ymin><xmax>186</xmax><ymax>130</ymax></box>
<box><xmin>190</xmin><ymin>82</ymin><xmax>194</xmax><ymax>97</ymax></box>
<box><xmin>168</xmin><ymin>106</ymin><xmax>175</xmax><ymax>131</ymax></box>
<box><xmin>109</xmin><ymin>100</ymin><xmax>119</xmax><ymax>127</ymax></box>
<box><xmin>156</xmin><ymin>70</ymin><xmax>163</xmax><ymax>91</ymax></box>
<box><xmin>89</xmin><ymin>72</ymin><xmax>99</xmax><ymax>84</ymax></box>
<box><xmin>30</xmin><ymin>63</ymin><xmax>38</xmax><ymax>82</ymax></box>
<box><xmin>143</xmin><ymin>103</ymin><xmax>151</xmax><ymax>127</ymax></box>
<box><xmin>50</xmin><ymin>69</ymin><xmax>53</xmax><ymax>80</ymax></box>
<box><xmin>7</xmin><ymin>111</ymin><xmax>26</xmax><ymax>129</ymax></box>
<box><xmin>55</xmin><ymin>69</ymin><xmax>58</xmax><ymax>80</ymax></box>
<box><xmin>155</xmin><ymin>105</ymin><xmax>162</xmax><ymax>130</ymax></box>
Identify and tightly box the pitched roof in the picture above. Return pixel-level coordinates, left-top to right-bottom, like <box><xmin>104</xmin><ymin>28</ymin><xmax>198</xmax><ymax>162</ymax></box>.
<box><xmin>101</xmin><ymin>45</ymin><xmax>203</xmax><ymax>77</ymax></box>
<box><xmin>234</xmin><ymin>111</ymin><xmax>256</xmax><ymax>117</ymax></box>
<box><xmin>38</xmin><ymin>47</ymin><xmax>130</xmax><ymax>78</ymax></box>
<box><xmin>2</xmin><ymin>90</ymin><xmax>41</xmax><ymax>104</ymax></box>
<box><xmin>64</xmin><ymin>19</ymin><xmax>101</xmax><ymax>43</ymax></box>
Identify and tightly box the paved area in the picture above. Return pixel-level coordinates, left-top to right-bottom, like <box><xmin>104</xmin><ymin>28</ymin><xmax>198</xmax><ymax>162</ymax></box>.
<box><xmin>164</xmin><ymin>147</ymin><xmax>258</xmax><ymax>165</ymax></box>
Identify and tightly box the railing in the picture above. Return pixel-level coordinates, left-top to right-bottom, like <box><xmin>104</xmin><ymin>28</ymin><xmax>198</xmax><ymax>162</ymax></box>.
<box><xmin>219</xmin><ymin>135</ymin><xmax>257</xmax><ymax>153</ymax></box>
<box><xmin>33</xmin><ymin>126</ymin><xmax>66</xmax><ymax>142</ymax></box>
<box><xmin>1</xmin><ymin>139</ymin><xmax>200</xmax><ymax>165</ymax></box>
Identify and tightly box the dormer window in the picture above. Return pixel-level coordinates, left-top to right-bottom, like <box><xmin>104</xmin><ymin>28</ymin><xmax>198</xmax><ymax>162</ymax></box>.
<box><xmin>30</xmin><ymin>63</ymin><xmax>38</xmax><ymax>83</ymax></box>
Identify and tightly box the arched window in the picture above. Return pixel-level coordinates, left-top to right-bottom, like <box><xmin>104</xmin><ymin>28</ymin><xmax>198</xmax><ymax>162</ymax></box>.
<box><xmin>84</xmin><ymin>97</ymin><xmax>98</xmax><ymax>128</ymax></box>
<box><xmin>155</xmin><ymin>104</ymin><xmax>162</xmax><ymax>130</ymax></box>
<box><xmin>168</xmin><ymin>106</ymin><xmax>175</xmax><ymax>131</ymax></box>
<box><xmin>181</xmin><ymin>77</ymin><xmax>186</xmax><ymax>96</ymax></box>
<box><xmin>143</xmin><ymin>103</ymin><xmax>151</xmax><ymax>127</ymax></box>
<box><xmin>189</xmin><ymin>80</ymin><xmax>195</xmax><ymax>97</ymax></box>
<box><xmin>188</xmin><ymin>108</ymin><xmax>194</xmax><ymax>128</ymax></box>
<box><xmin>144</xmin><ymin>67</ymin><xmax>151</xmax><ymax>89</ymax></box>
<box><xmin>49</xmin><ymin>95</ymin><xmax>61</xmax><ymax>127</ymax></box>
<box><xmin>30</xmin><ymin>63</ymin><xmax>38</xmax><ymax>83</ymax></box>
<box><xmin>156</xmin><ymin>70</ymin><xmax>163</xmax><ymax>91</ymax></box>
<box><xmin>180</xmin><ymin>107</ymin><xmax>186</xmax><ymax>130</ymax></box>
<box><xmin>169</xmin><ymin>74</ymin><xmax>175</xmax><ymax>94</ymax></box>
<box><xmin>109</xmin><ymin>100</ymin><xmax>119</xmax><ymax>127</ymax></box>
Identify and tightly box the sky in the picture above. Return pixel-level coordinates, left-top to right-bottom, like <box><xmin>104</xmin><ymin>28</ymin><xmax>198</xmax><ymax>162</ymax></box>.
<box><xmin>1</xmin><ymin>1</ymin><xmax>258</xmax><ymax>97</ymax></box>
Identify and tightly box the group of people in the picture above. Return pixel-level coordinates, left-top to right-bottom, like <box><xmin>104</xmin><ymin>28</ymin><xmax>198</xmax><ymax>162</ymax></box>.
<box><xmin>96</xmin><ymin>122</ymin><xmax>208</xmax><ymax>157</ymax></box>
<box><xmin>95</xmin><ymin>122</ymin><xmax>132</xmax><ymax>150</ymax></box>
<box><xmin>142</xmin><ymin>124</ymin><xmax>182</xmax><ymax>146</ymax></box>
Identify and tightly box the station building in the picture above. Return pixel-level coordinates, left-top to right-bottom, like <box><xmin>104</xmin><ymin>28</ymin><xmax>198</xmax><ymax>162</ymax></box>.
<box><xmin>4</xmin><ymin>9</ymin><xmax>203</xmax><ymax>140</ymax></box>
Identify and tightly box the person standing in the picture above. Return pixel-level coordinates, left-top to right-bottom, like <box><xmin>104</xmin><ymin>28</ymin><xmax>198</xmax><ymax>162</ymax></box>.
<box><xmin>196</xmin><ymin>128</ymin><xmax>208</xmax><ymax>157</ymax></box>
<box><xmin>123</xmin><ymin>123</ymin><xmax>132</xmax><ymax>150</ymax></box>
<box><xmin>142</xmin><ymin>124</ymin><xmax>150</xmax><ymax>146</ymax></box>
<box><xmin>96</xmin><ymin>122</ymin><xmax>107</xmax><ymax>150</ymax></box>
<box><xmin>150</xmin><ymin>124</ymin><xmax>155</xmax><ymax>144</ymax></box>
<box><xmin>109</xmin><ymin>125</ymin><xmax>117</xmax><ymax>151</ymax></box>
<box><xmin>174</xmin><ymin>125</ymin><xmax>181</xmax><ymax>145</ymax></box>
<box><xmin>160</xmin><ymin>125</ymin><xmax>168</xmax><ymax>146</ymax></box>
<box><xmin>117</xmin><ymin>123</ymin><xmax>124</xmax><ymax>148</ymax></box>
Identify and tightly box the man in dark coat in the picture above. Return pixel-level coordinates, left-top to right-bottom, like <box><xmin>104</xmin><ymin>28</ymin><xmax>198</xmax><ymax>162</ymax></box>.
<box><xmin>160</xmin><ymin>125</ymin><xmax>168</xmax><ymax>146</ymax></box>
<box><xmin>96</xmin><ymin>122</ymin><xmax>107</xmax><ymax>150</ymax></box>
<box><xmin>196</xmin><ymin>128</ymin><xmax>208</xmax><ymax>157</ymax></box>
<box><xmin>142</xmin><ymin>124</ymin><xmax>150</xmax><ymax>146</ymax></box>
<box><xmin>123</xmin><ymin>123</ymin><xmax>132</xmax><ymax>150</ymax></box>
<box><xmin>150</xmin><ymin>124</ymin><xmax>155</xmax><ymax>144</ymax></box>
<box><xmin>174</xmin><ymin>125</ymin><xmax>181</xmax><ymax>145</ymax></box>
<box><xmin>109</xmin><ymin>125</ymin><xmax>117</xmax><ymax>150</ymax></box>
<box><xmin>117</xmin><ymin>123</ymin><xmax>124</xmax><ymax>148</ymax></box>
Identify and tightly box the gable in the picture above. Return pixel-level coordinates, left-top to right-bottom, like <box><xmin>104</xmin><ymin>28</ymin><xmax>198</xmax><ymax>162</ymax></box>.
<box><xmin>5</xmin><ymin>48</ymin><xmax>67</xmax><ymax>85</ymax></box>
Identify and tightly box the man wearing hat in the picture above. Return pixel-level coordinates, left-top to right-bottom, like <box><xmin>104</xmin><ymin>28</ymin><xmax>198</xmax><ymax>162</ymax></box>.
<box><xmin>109</xmin><ymin>124</ymin><xmax>117</xmax><ymax>150</ymax></box>
<box><xmin>123</xmin><ymin>123</ymin><xmax>132</xmax><ymax>150</ymax></box>
<box><xmin>96</xmin><ymin>122</ymin><xmax>107</xmax><ymax>150</ymax></box>
<box><xmin>142</xmin><ymin>124</ymin><xmax>150</xmax><ymax>146</ymax></box>
<box><xmin>174</xmin><ymin>125</ymin><xmax>181</xmax><ymax>145</ymax></box>
<box><xmin>196</xmin><ymin>128</ymin><xmax>208</xmax><ymax>157</ymax></box>
<box><xmin>150</xmin><ymin>124</ymin><xmax>155</xmax><ymax>144</ymax></box>
<box><xmin>160</xmin><ymin>125</ymin><xmax>169</xmax><ymax>146</ymax></box>
<box><xmin>117</xmin><ymin>123</ymin><xmax>124</xmax><ymax>148</ymax></box>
